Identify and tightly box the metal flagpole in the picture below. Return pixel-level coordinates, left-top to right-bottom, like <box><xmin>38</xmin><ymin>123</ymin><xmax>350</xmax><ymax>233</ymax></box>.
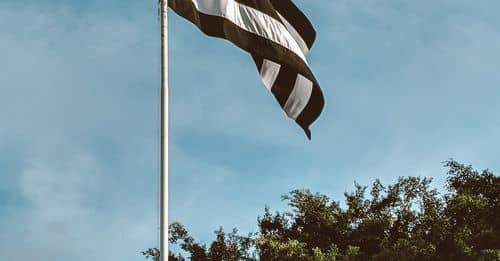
<box><xmin>159</xmin><ymin>0</ymin><xmax>168</xmax><ymax>260</ymax></box>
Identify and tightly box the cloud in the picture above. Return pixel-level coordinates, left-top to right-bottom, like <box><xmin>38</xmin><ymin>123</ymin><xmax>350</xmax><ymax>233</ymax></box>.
<box><xmin>0</xmin><ymin>153</ymin><xmax>156</xmax><ymax>261</ymax></box>
<box><xmin>0</xmin><ymin>2</ymin><xmax>159</xmax><ymax>261</ymax></box>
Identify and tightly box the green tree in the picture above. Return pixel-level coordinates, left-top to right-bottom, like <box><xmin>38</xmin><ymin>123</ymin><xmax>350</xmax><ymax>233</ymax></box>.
<box><xmin>143</xmin><ymin>223</ymin><xmax>255</xmax><ymax>261</ymax></box>
<box><xmin>144</xmin><ymin>160</ymin><xmax>499</xmax><ymax>260</ymax></box>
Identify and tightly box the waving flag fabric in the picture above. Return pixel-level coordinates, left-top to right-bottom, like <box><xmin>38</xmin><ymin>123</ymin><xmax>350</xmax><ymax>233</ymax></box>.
<box><xmin>169</xmin><ymin>0</ymin><xmax>324</xmax><ymax>139</ymax></box>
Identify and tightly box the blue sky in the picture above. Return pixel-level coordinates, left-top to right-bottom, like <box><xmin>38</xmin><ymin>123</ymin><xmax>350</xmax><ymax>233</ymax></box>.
<box><xmin>1</xmin><ymin>0</ymin><xmax>500</xmax><ymax>260</ymax></box>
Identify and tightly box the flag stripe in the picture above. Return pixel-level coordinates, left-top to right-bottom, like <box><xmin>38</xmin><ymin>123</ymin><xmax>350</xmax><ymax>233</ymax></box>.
<box><xmin>189</xmin><ymin>0</ymin><xmax>307</xmax><ymax>63</ymax></box>
<box><xmin>276</xmin><ymin>12</ymin><xmax>310</xmax><ymax>54</ymax></box>
<box><xmin>270</xmin><ymin>0</ymin><xmax>316</xmax><ymax>49</ymax></box>
<box><xmin>260</xmin><ymin>59</ymin><xmax>281</xmax><ymax>91</ymax></box>
<box><xmin>232</xmin><ymin>0</ymin><xmax>282</xmax><ymax>22</ymax></box>
<box><xmin>270</xmin><ymin>63</ymin><xmax>299</xmax><ymax>107</ymax></box>
<box><xmin>296</xmin><ymin>85</ymin><xmax>324</xmax><ymax>139</ymax></box>
<box><xmin>236</xmin><ymin>0</ymin><xmax>313</xmax><ymax>53</ymax></box>
<box><xmin>284</xmin><ymin>74</ymin><xmax>313</xmax><ymax>119</ymax></box>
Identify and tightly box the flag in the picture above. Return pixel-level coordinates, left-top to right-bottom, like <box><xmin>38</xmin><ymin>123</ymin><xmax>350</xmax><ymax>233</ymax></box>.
<box><xmin>169</xmin><ymin>0</ymin><xmax>324</xmax><ymax>139</ymax></box>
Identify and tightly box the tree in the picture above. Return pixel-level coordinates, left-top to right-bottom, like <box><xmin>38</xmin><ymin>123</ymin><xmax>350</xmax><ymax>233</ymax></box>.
<box><xmin>143</xmin><ymin>223</ymin><xmax>255</xmax><ymax>261</ymax></box>
<box><xmin>144</xmin><ymin>160</ymin><xmax>499</xmax><ymax>260</ymax></box>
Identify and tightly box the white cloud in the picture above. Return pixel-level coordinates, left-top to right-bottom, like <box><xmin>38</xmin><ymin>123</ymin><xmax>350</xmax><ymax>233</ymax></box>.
<box><xmin>0</xmin><ymin>2</ymin><xmax>159</xmax><ymax>261</ymax></box>
<box><xmin>1</xmin><ymin>152</ymin><xmax>157</xmax><ymax>261</ymax></box>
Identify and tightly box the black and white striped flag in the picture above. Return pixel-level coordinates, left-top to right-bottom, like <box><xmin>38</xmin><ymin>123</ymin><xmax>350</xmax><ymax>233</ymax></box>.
<box><xmin>169</xmin><ymin>0</ymin><xmax>324</xmax><ymax>139</ymax></box>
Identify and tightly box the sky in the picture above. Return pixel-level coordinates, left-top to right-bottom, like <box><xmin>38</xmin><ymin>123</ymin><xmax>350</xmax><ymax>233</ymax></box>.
<box><xmin>1</xmin><ymin>0</ymin><xmax>500</xmax><ymax>260</ymax></box>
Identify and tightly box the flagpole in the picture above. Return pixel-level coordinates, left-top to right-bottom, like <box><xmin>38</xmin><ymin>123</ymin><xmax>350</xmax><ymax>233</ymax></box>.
<box><xmin>159</xmin><ymin>0</ymin><xmax>168</xmax><ymax>260</ymax></box>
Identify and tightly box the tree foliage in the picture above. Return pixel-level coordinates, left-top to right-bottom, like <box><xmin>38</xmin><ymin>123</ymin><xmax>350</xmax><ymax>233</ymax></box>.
<box><xmin>144</xmin><ymin>160</ymin><xmax>500</xmax><ymax>260</ymax></box>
